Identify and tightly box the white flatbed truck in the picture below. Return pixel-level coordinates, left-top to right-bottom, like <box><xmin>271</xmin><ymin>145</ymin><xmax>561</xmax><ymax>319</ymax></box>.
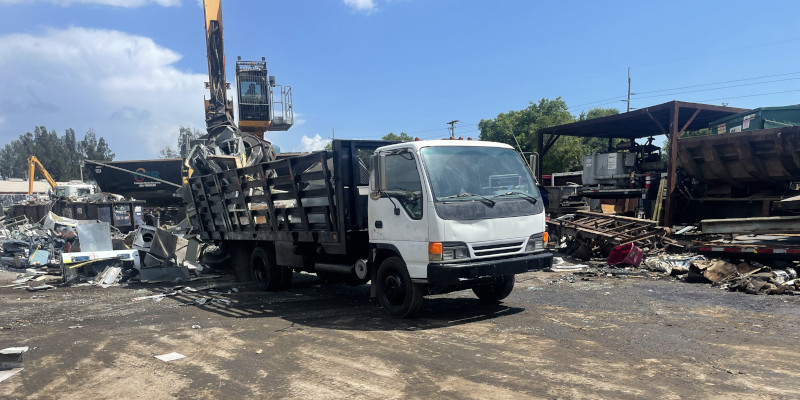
<box><xmin>187</xmin><ymin>139</ymin><xmax>552</xmax><ymax>317</ymax></box>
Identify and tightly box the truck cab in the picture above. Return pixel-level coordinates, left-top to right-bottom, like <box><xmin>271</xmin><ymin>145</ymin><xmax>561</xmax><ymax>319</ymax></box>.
<box><xmin>53</xmin><ymin>182</ymin><xmax>95</xmax><ymax>198</ymax></box>
<box><xmin>368</xmin><ymin>140</ymin><xmax>552</xmax><ymax>316</ymax></box>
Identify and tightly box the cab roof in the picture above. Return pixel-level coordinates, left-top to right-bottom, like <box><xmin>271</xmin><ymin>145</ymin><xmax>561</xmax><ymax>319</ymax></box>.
<box><xmin>377</xmin><ymin>139</ymin><xmax>513</xmax><ymax>153</ymax></box>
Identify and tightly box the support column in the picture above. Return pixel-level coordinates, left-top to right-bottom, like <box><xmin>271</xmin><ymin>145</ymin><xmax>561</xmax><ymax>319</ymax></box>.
<box><xmin>664</xmin><ymin>103</ymin><xmax>680</xmax><ymax>227</ymax></box>
<box><xmin>537</xmin><ymin>132</ymin><xmax>544</xmax><ymax>182</ymax></box>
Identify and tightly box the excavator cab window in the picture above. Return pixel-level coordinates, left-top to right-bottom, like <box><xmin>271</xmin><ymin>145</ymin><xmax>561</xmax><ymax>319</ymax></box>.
<box><xmin>236</xmin><ymin>60</ymin><xmax>271</xmax><ymax>124</ymax></box>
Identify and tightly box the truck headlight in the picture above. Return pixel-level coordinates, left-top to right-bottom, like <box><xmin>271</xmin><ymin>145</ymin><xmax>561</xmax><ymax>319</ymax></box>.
<box><xmin>525</xmin><ymin>233</ymin><xmax>548</xmax><ymax>252</ymax></box>
<box><xmin>429</xmin><ymin>242</ymin><xmax>469</xmax><ymax>261</ymax></box>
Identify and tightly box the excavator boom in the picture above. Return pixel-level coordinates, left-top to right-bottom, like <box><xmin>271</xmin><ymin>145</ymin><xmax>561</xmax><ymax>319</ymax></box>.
<box><xmin>27</xmin><ymin>156</ymin><xmax>57</xmax><ymax>195</ymax></box>
<box><xmin>201</xmin><ymin>0</ymin><xmax>292</xmax><ymax>140</ymax></box>
<box><xmin>203</xmin><ymin>0</ymin><xmax>230</xmax><ymax>118</ymax></box>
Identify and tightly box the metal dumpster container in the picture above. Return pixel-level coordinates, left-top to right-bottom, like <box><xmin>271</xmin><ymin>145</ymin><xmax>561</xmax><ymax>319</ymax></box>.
<box><xmin>709</xmin><ymin>105</ymin><xmax>800</xmax><ymax>134</ymax></box>
<box><xmin>677</xmin><ymin>126</ymin><xmax>800</xmax><ymax>185</ymax></box>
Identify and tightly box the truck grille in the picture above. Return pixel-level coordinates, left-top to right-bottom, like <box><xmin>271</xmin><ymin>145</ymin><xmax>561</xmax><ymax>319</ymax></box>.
<box><xmin>470</xmin><ymin>240</ymin><xmax>525</xmax><ymax>257</ymax></box>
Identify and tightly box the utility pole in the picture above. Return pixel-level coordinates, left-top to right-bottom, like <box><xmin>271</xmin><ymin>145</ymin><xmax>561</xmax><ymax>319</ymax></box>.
<box><xmin>447</xmin><ymin>120</ymin><xmax>460</xmax><ymax>139</ymax></box>
<box><xmin>627</xmin><ymin>67</ymin><xmax>631</xmax><ymax>112</ymax></box>
<box><xmin>620</xmin><ymin>67</ymin><xmax>636</xmax><ymax>113</ymax></box>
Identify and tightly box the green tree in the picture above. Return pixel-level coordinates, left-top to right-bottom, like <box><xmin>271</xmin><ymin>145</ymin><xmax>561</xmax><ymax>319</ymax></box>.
<box><xmin>80</xmin><ymin>129</ymin><xmax>115</xmax><ymax>161</ymax></box>
<box><xmin>0</xmin><ymin>127</ymin><xmax>115</xmax><ymax>180</ymax></box>
<box><xmin>161</xmin><ymin>126</ymin><xmax>204</xmax><ymax>158</ymax></box>
<box><xmin>479</xmin><ymin>101</ymin><xmax>626</xmax><ymax>174</ymax></box>
<box><xmin>159</xmin><ymin>147</ymin><xmax>179</xmax><ymax>158</ymax></box>
<box><xmin>479</xmin><ymin>97</ymin><xmax>580</xmax><ymax>174</ymax></box>
<box><xmin>579</xmin><ymin>107</ymin><xmax>622</xmax><ymax>155</ymax></box>
<box><xmin>382</xmin><ymin>132</ymin><xmax>414</xmax><ymax>141</ymax></box>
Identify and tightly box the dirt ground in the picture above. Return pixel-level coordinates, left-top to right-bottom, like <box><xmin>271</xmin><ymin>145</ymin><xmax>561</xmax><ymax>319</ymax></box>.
<box><xmin>1</xmin><ymin>262</ymin><xmax>799</xmax><ymax>400</ymax></box>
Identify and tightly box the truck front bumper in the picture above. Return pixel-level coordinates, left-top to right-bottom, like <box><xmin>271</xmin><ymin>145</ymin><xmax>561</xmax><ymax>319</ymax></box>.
<box><xmin>426</xmin><ymin>251</ymin><xmax>553</xmax><ymax>285</ymax></box>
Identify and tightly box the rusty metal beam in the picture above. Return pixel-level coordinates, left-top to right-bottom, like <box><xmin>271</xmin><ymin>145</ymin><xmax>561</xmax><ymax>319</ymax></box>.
<box><xmin>679</xmin><ymin>109</ymin><xmax>701</xmax><ymax>135</ymax></box>
<box><xmin>543</xmin><ymin>134</ymin><xmax>560</xmax><ymax>155</ymax></box>
<box><xmin>701</xmin><ymin>216</ymin><xmax>800</xmax><ymax>234</ymax></box>
<box><xmin>645</xmin><ymin>108</ymin><xmax>668</xmax><ymax>135</ymax></box>
<box><xmin>536</xmin><ymin>131</ymin><xmax>544</xmax><ymax>181</ymax></box>
<box><xmin>664</xmin><ymin>102</ymin><xmax>679</xmax><ymax>227</ymax></box>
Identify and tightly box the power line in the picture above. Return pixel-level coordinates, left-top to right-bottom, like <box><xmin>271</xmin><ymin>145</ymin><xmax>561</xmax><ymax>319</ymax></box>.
<box><xmin>694</xmin><ymin>88</ymin><xmax>800</xmax><ymax>103</ymax></box>
<box><xmin>391</xmin><ymin>71</ymin><xmax>800</xmax><ymax>139</ymax></box>
<box><xmin>569</xmin><ymin>70</ymin><xmax>800</xmax><ymax>112</ymax></box>
<box><xmin>636</xmin><ymin>71</ymin><xmax>800</xmax><ymax>95</ymax></box>
<box><xmin>634</xmin><ymin>77</ymin><xmax>800</xmax><ymax>101</ymax></box>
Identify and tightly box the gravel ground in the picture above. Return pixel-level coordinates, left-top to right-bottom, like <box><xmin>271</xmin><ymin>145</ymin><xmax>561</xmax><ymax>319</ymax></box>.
<box><xmin>1</xmin><ymin>262</ymin><xmax>799</xmax><ymax>399</ymax></box>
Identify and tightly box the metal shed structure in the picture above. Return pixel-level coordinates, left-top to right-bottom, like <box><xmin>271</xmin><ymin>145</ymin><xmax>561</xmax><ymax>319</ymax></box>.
<box><xmin>537</xmin><ymin>100</ymin><xmax>747</xmax><ymax>227</ymax></box>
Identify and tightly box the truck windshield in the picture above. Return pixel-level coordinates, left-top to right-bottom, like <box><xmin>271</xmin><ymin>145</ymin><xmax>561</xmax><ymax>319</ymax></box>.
<box><xmin>420</xmin><ymin>146</ymin><xmax>540</xmax><ymax>202</ymax></box>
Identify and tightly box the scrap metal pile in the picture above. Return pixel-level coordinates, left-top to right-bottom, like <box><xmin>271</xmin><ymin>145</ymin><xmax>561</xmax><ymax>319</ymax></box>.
<box><xmin>184</xmin><ymin>126</ymin><xmax>276</xmax><ymax>177</ymax></box>
<box><xmin>548</xmin><ymin>211</ymin><xmax>680</xmax><ymax>260</ymax></box>
<box><xmin>0</xmin><ymin>210</ymin><xmax>217</xmax><ymax>291</ymax></box>
<box><xmin>547</xmin><ymin>211</ymin><xmax>800</xmax><ymax>296</ymax></box>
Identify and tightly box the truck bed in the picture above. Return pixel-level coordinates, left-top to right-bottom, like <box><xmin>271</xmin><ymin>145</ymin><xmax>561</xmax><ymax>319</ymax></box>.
<box><xmin>187</xmin><ymin>140</ymin><xmax>392</xmax><ymax>254</ymax></box>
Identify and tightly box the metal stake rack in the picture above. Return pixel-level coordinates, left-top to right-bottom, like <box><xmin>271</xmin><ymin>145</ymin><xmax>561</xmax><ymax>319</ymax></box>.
<box><xmin>548</xmin><ymin>211</ymin><xmax>669</xmax><ymax>258</ymax></box>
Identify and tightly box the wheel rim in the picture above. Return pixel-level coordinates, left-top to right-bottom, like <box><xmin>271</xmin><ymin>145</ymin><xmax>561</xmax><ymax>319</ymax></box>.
<box><xmin>383</xmin><ymin>273</ymin><xmax>406</xmax><ymax>306</ymax></box>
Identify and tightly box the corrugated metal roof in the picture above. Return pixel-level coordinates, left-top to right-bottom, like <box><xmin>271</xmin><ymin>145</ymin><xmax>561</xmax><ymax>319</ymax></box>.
<box><xmin>538</xmin><ymin>100</ymin><xmax>748</xmax><ymax>139</ymax></box>
<box><xmin>0</xmin><ymin>180</ymin><xmax>71</xmax><ymax>194</ymax></box>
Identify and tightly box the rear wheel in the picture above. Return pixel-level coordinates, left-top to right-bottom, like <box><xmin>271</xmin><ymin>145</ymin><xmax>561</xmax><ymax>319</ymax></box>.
<box><xmin>250</xmin><ymin>246</ymin><xmax>281</xmax><ymax>291</ymax></box>
<box><xmin>472</xmin><ymin>275</ymin><xmax>515</xmax><ymax>303</ymax></box>
<box><xmin>376</xmin><ymin>257</ymin><xmax>423</xmax><ymax>318</ymax></box>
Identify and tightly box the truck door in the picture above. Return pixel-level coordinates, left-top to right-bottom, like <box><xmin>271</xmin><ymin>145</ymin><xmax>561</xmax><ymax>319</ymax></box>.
<box><xmin>369</xmin><ymin>151</ymin><xmax>429</xmax><ymax>279</ymax></box>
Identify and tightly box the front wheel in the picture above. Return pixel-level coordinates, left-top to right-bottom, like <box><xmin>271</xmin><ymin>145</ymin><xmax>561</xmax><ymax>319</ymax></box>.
<box><xmin>376</xmin><ymin>257</ymin><xmax>424</xmax><ymax>318</ymax></box>
<box><xmin>472</xmin><ymin>275</ymin><xmax>515</xmax><ymax>303</ymax></box>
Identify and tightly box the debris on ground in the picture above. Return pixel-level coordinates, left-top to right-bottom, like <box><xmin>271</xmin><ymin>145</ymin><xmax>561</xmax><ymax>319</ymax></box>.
<box><xmin>687</xmin><ymin>259</ymin><xmax>737</xmax><ymax>283</ymax></box>
<box><xmin>549</xmin><ymin>248</ymin><xmax>800</xmax><ymax>297</ymax></box>
<box><xmin>154</xmin><ymin>352</ymin><xmax>186</xmax><ymax>362</ymax></box>
<box><xmin>0</xmin><ymin>346</ymin><xmax>28</xmax><ymax>383</ymax></box>
<box><xmin>643</xmin><ymin>254</ymin><xmax>703</xmax><ymax>275</ymax></box>
<box><xmin>543</xmin><ymin>210</ymin><xmax>800</xmax><ymax>297</ymax></box>
<box><xmin>25</xmin><ymin>284</ymin><xmax>55</xmax><ymax>292</ymax></box>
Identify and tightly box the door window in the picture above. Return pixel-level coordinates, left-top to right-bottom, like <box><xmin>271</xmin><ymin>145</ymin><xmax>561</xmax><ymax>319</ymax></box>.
<box><xmin>383</xmin><ymin>152</ymin><xmax>423</xmax><ymax>219</ymax></box>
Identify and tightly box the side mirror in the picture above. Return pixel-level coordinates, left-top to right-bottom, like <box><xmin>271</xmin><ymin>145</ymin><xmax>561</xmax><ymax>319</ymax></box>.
<box><xmin>369</xmin><ymin>154</ymin><xmax>386</xmax><ymax>200</ymax></box>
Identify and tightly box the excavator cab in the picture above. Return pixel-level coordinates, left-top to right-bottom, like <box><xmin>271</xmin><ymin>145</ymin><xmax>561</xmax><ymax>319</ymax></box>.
<box><xmin>236</xmin><ymin>57</ymin><xmax>293</xmax><ymax>137</ymax></box>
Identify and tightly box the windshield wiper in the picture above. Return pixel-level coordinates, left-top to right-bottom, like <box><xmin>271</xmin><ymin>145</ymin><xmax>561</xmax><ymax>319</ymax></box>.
<box><xmin>494</xmin><ymin>191</ymin><xmax>538</xmax><ymax>205</ymax></box>
<box><xmin>439</xmin><ymin>193</ymin><xmax>495</xmax><ymax>206</ymax></box>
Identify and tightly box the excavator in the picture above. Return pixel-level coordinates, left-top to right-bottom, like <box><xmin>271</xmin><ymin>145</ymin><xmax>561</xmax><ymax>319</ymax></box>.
<box><xmin>202</xmin><ymin>0</ymin><xmax>293</xmax><ymax>141</ymax></box>
<box><xmin>27</xmin><ymin>156</ymin><xmax>94</xmax><ymax>197</ymax></box>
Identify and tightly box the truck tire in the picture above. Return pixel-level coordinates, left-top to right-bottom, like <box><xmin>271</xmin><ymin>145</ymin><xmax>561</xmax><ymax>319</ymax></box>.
<box><xmin>376</xmin><ymin>257</ymin><xmax>423</xmax><ymax>318</ymax></box>
<box><xmin>472</xmin><ymin>275</ymin><xmax>515</xmax><ymax>303</ymax></box>
<box><xmin>250</xmin><ymin>247</ymin><xmax>281</xmax><ymax>291</ymax></box>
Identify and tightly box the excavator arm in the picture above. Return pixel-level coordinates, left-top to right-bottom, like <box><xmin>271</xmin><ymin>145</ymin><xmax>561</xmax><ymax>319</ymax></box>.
<box><xmin>27</xmin><ymin>156</ymin><xmax>57</xmax><ymax>195</ymax></box>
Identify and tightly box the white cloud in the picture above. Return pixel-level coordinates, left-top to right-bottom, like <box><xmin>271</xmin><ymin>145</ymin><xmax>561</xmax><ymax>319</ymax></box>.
<box><xmin>299</xmin><ymin>134</ymin><xmax>330</xmax><ymax>152</ymax></box>
<box><xmin>0</xmin><ymin>0</ymin><xmax>180</xmax><ymax>6</ymax></box>
<box><xmin>342</xmin><ymin>0</ymin><xmax>376</xmax><ymax>13</ymax></box>
<box><xmin>0</xmin><ymin>27</ymin><xmax>206</xmax><ymax>159</ymax></box>
<box><xmin>292</xmin><ymin>112</ymin><xmax>306</xmax><ymax>126</ymax></box>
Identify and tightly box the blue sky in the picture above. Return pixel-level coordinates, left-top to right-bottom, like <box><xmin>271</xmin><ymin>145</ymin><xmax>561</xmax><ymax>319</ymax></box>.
<box><xmin>1</xmin><ymin>0</ymin><xmax>799</xmax><ymax>159</ymax></box>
